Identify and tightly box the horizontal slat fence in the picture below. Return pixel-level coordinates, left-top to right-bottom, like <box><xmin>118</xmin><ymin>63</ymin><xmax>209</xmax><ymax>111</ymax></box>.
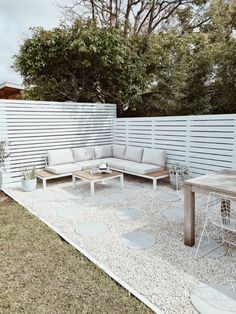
<box><xmin>114</xmin><ymin>115</ymin><xmax>236</xmax><ymax>177</ymax></box>
<box><xmin>1</xmin><ymin>99</ymin><xmax>236</xmax><ymax>185</ymax></box>
<box><xmin>0</xmin><ymin>100</ymin><xmax>116</xmax><ymax>185</ymax></box>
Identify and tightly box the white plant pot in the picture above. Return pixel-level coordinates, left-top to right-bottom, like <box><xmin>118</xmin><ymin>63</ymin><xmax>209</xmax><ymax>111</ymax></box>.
<box><xmin>0</xmin><ymin>170</ymin><xmax>2</xmax><ymax>191</ymax></box>
<box><xmin>22</xmin><ymin>178</ymin><xmax>37</xmax><ymax>192</ymax></box>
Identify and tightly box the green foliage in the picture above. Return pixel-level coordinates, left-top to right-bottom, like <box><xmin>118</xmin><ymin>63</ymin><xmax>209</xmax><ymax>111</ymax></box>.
<box><xmin>14</xmin><ymin>21</ymin><xmax>148</xmax><ymax>116</ymax></box>
<box><xmin>203</xmin><ymin>0</ymin><xmax>236</xmax><ymax>39</ymax></box>
<box><xmin>136</xmin><ymin>33</ymin><xmax>217</xmax><ymax>116</ymax></box>
<box><xmin>21</xmin><ymin>165</ymin><xmax>36</xmax><ymax>180</ymax></box>
<box><xmin>211</xmin><ymin>38</ymin><xmax>236</xmax><ymax>114</ymax></box>
<box><xmin>14</xmin><ymin>2</ymin><xmax>236</xmax><ymax>117</ymax></box>
<box><xmin>0</xmin><ymin>140</ymin><xmax>9</xmax><ymax>168</ymax></box>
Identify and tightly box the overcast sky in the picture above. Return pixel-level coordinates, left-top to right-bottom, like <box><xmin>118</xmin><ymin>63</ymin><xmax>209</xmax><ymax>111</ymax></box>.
<box><xmin>0</xmin><ymin>0</ymin><xmax>62</xmax><ymax>84</ymax></box>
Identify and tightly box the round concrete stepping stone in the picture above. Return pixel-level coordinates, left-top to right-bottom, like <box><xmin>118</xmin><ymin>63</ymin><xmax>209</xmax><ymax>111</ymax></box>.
<box><xmin>57</xmin><ymin>207</ymin><xmax>85</xmax><ymax>218</ymax></box>
<box><xmin>117</xmin><ymin>208</ymin><xmax>143</xmax><ymax>220</ymax></box>
<box><xmin>62</xmin><ymin>190</ymin><xmax>84</xmax><ymax>199</ymax></box>
<box><xmin>190</xmin><ymin>283</ymin><xmax>236</xmax><ymax>314</ymax></box>
<box><xmin>75</xmin><ymin>222</ymin><xmax>107</xmax><ymax>237</ymax></box>
<box><xmin>32</xmin><ymin>189</ymin><xmax>53</xmax><ymax>198</ymax></box>
<box><xmin>32</xmin><ymin>189</ymin><xmax>70</xmax><ymax>201</ymax></box>
<box><xmin>157</xmin><ymin>192</ymin><xmax>181</xmax><ymax>202</ymax></box>
<box><xmin>190</xmin><ymin>237</ymin><xmax>226</xmax><ymax>258</ymax></box>
<box><xmin>161</xmin><ymin>208</ymin><xmax>184</xmax><ymax>221</ymax></box>
<box><xmin>121</xmin><ymin>231</ymin><xmax>156</xmax><ymax>250</ymax></box>
<box><xmin>124</xmin><ymin>182</ymin><xmax>145</xmax><ymax>190</ymax></box>
<box><xmin>105</xmin><ymin>192</ymin><xmax>128</xmax><ymax>202</ymax></box>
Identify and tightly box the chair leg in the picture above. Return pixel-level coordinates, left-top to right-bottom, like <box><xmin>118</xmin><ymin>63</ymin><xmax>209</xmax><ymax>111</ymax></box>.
<box><xmin>195</xmin><ymin>220</ymin><xmax>209</xmax><ymax>258</ymax></box>
<box><xmin>195</xmin><ymin>196</ymin><xmax>211</xmax><ymax>245</ymax></box>
<box><xmin>220</xmin><ymin>226</ymin><xmax>225</xmax><ymax>243</ymax></box>
<box><xmin>202</xmin><ymin>225</ymin><xmax>210</xmax><ymax>245</ymax></box>
<box><xmin>195</xmin><ymin>219</ymin><xmax>225</xmax><ymax>258</ymax></box>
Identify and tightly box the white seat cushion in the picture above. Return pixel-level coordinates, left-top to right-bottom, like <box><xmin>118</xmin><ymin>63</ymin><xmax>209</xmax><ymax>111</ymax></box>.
<box><xmin>105</xmin><ymin>158</ymin><xmax>126</xmax><ymax>170</ymax></box>
<box><xmin>94</xmin><ymin>145</ymin><xmax>112</xmax><ymax>159</ymax></box>
<box><xmin>124</xmin><ymin>146</ymin><xmax>143</xmax><ymax>163</ymax></box>
<box><xmin>72</xmin><ymin>147</ymin><xmax>94</xmax><ymax>162</ymax></box>
<box><xmin>47</xmin><ymin>149</ymin><xmax>74</xmax><ymax>166</ymax></box>
<box><xmin>142</xmin><ymin>148</ymin><xmax>166</xmax><ymax>167</ymax></box>
<box><xmin>45</xmin><ymin>163</ymin><xmax>82</xmax><ymax>175</ymax></box>
<box><xmin>112</xmin><ymin>145</ymin><xmax>126</xmax><ymax>159</ymax></box>
<box><xmin>123</xmin><ymin>161</ymin><xmax>162</xmax><ymax>175</ymax></box>
<box><xmin>77</xmin><ymin>159</ymin><xmax>106</xmax><ymax>170</ymax></box>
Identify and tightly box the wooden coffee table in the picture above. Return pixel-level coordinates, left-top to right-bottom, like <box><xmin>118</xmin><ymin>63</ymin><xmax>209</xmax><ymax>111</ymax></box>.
<box><xmin>72</xmin><ymin>170</ymin><xmax>124</xmax><ymax>196</ymax></box>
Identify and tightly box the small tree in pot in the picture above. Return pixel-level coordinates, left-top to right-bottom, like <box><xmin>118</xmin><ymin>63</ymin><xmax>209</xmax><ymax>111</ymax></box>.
<box><xmin>21</xmin><ymin>165</ymin><xmax>37</xmax><ymax>192</ymax></box>
<box><xmin>169</xmin><ymin>163</ymin><xmax>190</xmax><ymax>190</ymax></box>
<box><xmin>0</xmin><ymin>140</ymin><xmax>9</xmax><ymax>191</ymax></box>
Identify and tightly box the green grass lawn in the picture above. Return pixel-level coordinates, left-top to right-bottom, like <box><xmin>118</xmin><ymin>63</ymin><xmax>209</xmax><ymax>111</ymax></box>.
<box><xmin>0</xmin><ymin>192</ymin><xmax>153</xmax><ymax>314</ymax></box>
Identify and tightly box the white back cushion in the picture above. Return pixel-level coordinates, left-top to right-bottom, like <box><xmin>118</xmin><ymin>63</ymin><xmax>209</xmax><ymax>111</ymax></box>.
<box><xmin>142</xmin><ymin>148</ymin><xmax>166</xmax><ymax>167</ymax></box>
<box><xmin>112</xmin><ymin>145</ymin><xmax>126</xmax><ymax>159</ymax></box>
<box><xmin>47</xmin><ymin>149</ymin><xmax>74</xmax><ymax>166</ymax></box>
<box><xmin>124</xmin><ymin>146</ymin><xmax>143</xmax><ymax>163</ymax></box>
<box><xmin>72</xmin><ymin>147</ymin><xmax>94</xmax><ymax>162</ymax></box>
<box><xmin>94</xmin><ymin>145</ymin><xmax>112</xmax><ymax>159</ymax></box>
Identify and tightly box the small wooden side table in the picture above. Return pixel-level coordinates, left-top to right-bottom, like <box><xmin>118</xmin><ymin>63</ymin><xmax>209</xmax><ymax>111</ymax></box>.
<box><xmin>36</xmin><ymin>170</ymin><xmax>71</xmax><ymax>190</ymax></box>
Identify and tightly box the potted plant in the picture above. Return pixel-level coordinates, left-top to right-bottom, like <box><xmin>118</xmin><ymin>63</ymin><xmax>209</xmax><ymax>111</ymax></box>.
<box><xmin>0</xmin><ymin>140</ymin><xmax>9</xmax><ymax>191</ymax></box>
<box><xmin>21</xmin><ymin>165</ymin><xmax>37</xmax><ymax>192</ymax></box>
<box><xmin>169</xmin><ymin>163</ymin><xmax>190</xmax><ymax>190</ymax></box>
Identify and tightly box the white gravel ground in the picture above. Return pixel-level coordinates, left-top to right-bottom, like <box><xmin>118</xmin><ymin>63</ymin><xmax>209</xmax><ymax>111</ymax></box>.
<box><xmin>5</xmin><ymin>175</ymin><xmax>236</xmax><ymax>314</ymax></box>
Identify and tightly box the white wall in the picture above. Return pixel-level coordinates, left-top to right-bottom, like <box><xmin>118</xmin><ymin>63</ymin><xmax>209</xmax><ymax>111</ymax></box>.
<box><xmin>0</xmin><ymin>100</ymin><xmax>116</xmax><ymax>185</ymax></box>
<box><xmin>114</xmin><ymin>115</ymin><xmax>236</xmax><ymax>177</ymax></box>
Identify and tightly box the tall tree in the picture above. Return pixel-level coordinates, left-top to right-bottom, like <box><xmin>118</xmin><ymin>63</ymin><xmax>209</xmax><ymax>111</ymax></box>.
<box><xmin>202</xmin><ymin>0</ymin><xmax>236</xmax><ymax>38</ymax></box>
<box><xmin>14</xmin><ymin>1</ymin><xmax>236</xmax><ymax>117</ymax></box>
<box><xmin>59</xmin><ymin>0</ymin><xmax>210</xmax><ymax>35</ymax></box>
<box><xmin>13</xmin><ymin>21</ymin><xmax>149</xmax><ymax>115</ymax></box>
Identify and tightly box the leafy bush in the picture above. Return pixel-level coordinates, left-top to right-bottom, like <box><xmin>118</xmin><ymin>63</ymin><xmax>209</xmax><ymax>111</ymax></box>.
<box><xmin>0</xmin><ymin>140</ymin><xmax>9</xmax><ymax>168</ymax></box>
<box><xmin>14</xmin><ymin>21</ymin><xmax>149</xmax><ymax>116</ymax></box>
<box><xmin>14</xmin><ymin>14</ymin><xmax>236</xmax><ymax>117</ymax></box>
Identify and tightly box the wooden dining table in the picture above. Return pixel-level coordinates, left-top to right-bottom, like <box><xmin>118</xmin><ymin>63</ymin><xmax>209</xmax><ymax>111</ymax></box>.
<box><xmin>184</xmin><ymin>169</ymin><xmax>236</xmax><ymax>246</ymax></box>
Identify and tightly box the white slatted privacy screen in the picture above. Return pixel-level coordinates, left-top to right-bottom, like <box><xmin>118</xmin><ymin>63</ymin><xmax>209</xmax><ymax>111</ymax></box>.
<box><xmin>1</xmin><ymin>99</ymin><xmax>236</xmax><ymax>185</ymax></box>
<box><xmin>0</xmin><ymin>100</ymin><xmax>116</xmax><ymax>185</ymax></box>
<box><xmin>114</xmin><ymin>115</ymin><xmax>236</xmax><ymax>177</ymax></box>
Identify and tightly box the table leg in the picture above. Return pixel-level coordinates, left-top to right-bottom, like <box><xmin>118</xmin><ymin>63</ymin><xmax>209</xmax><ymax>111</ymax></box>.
<box><xmin>43</xmin><ymin>179</ymin><xmax>47</xmax><ymax>190</ymax></box>
<box><xmin>153</xmin><ymin>179</ymin><xmax>157</xmax><ymax>191</ymax></box>
<box><xmin>73</xmin><ymin>175</ymin><xmax>76</xmax><ymax>188</ymax></box>
<box><xmin>120</xmin><ymin>175</ymin><xmax>124</xmax><ymax>189</ymax></box>
<box><xmin>184</xmin><ymin>184</ymin><xmax>195</xmax><ymax>246</ymax></box>
<box><xmin>90</xmin><ymin>181</ymin><xmax>95</xmax><ymax>197</ymax></box>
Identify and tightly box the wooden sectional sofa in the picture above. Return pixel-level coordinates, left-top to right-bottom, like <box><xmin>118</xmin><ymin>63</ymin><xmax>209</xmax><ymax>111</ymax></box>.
<box><xmin>37</xmin><ymin>145</ymin><xmax>168</xmax><ymax>190</ymax></box>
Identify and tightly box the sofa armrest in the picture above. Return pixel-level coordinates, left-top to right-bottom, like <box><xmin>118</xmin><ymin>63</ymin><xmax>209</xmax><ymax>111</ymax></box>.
<box><xmin>44</xmin><ymin>155</ymin><xmax>48</xmax><ymax>166</ymax></box>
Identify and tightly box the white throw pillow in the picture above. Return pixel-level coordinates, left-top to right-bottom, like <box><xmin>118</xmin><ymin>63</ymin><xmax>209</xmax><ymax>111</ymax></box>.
<box><xmin>112</xmin><ymin>145</ymin><xmax>126</xmax><ymax>159</ymax></box>
<box><xmin>72</xmin><ymin>147</ymin><xmax>94</xmax><ymax>162</ymax></box>
<box><xmin>47</xmin><ymin>149</ymin><xmax>74</xmax><ymax>166</ymax></box>
<box><xmin>142</xmin><ymin>148</ymin><xmax>166</xmax><ymax>167</ymax></box>
<box><xmin>124</xmin><ymin>146</ymin><xmax>143</xmax><ymax>163</ymax></box>
<box><xmin>94</xmin><ymin>145</ymin><xmax>112</xmax><ymax>159</ymax></box>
